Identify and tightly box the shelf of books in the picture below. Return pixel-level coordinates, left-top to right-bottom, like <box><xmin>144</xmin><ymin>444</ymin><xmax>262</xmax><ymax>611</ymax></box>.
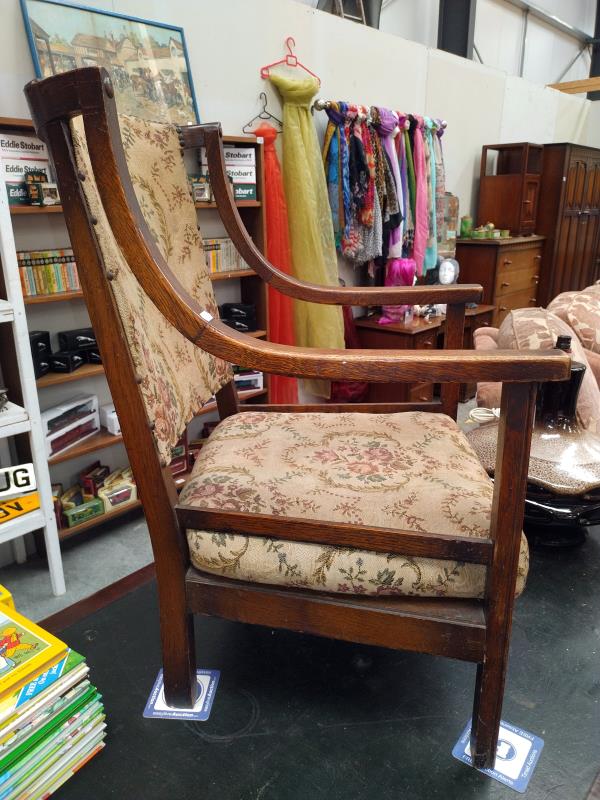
<box><xmin>1</xmin><ymin>117</ymin><xmax>270</xmax><ymax>548</ymax></box>
<box><xmin>25</xmin><ymin>291</ymin><xmax>84</xmax><ymax>305</ymax></box>
<box><xmin>0</xmin><ymin>588</ymin><xmax>106</xmax><ymax>793</ymax></box>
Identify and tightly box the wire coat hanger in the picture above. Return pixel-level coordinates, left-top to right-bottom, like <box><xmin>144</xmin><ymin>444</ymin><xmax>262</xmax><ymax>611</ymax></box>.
<box><xmin>260</xmin><ymin>36</ymin><xmax>320</xmax><ymax>85</ymax></box>
<box><xmin>242</xmin><ymin>92</ymin><xmax>283</xmax><ymax>134</ymax></box>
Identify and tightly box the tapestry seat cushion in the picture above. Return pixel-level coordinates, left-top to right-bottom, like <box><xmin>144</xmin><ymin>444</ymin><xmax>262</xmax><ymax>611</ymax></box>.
<box><xmin>181</xmin><ymin>411</ymin><xmax>529</xmax><ymax>599</ymax></box>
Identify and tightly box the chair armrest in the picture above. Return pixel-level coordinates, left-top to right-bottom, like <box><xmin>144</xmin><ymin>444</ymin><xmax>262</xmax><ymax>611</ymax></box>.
<box><xmin>181</xmin><ymin>124</ymin><xmax>482</xmax><ymax>308</ymax></box>
<box><xmin>199</xmin><ymin>318</ymin><xmax>570</xmax><ymax>384</ymax></box>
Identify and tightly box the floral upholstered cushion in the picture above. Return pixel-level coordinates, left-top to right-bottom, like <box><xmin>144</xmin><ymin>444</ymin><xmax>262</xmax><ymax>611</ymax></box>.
<box><xmin>498</xmin><ymin>308</ymin><xmax>600</xmax><ymax>432</ymax></box>
<box><xmin>70</xmin><ymin>115</ymin><xmax>232</xmax><ymax>462</ymax></box>
<box><xmin>181</xmin><ymin>411</ymin><xmax>529</xmax><ymax>599</ymax></box>
<box><xmin>548</xmin><ymin>288</ymin><xmax>600</xmax><ymax>356</ymax></box>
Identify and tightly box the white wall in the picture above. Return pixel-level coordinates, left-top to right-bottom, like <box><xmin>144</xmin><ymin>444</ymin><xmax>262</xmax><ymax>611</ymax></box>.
<box><xmin>1</xmin><ymin>0</ymin><xmax>595</xmax><ymax>217</ymax></box>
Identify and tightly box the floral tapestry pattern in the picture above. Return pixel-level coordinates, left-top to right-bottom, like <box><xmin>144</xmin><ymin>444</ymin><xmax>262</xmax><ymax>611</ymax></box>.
<box><xmin>181</xmin><ymin>411</ymin><xmax>529</xmax><ymax>598</ymax></box>
<box><xmin>70</xmin><ymin>115</ymin><xmax>232</xmax><ymax>461</ymax></box>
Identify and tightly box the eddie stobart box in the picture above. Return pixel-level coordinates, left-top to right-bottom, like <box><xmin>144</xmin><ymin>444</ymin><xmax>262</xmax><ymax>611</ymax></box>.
<box><xmin>1</xmin><ymin>133</ymin><xmax>51</xmax><ymax>205</ymax></box>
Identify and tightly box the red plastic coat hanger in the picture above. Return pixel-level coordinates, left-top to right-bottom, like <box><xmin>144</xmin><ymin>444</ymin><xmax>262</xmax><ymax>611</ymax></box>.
<box><xmin>260</xmin><ymin>36</ymin><xmax>320</xmax><ymax>85</ymax></box>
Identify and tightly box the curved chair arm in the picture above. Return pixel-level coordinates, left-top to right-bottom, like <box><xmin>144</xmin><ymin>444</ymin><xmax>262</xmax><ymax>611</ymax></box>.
<box><xmin>24</xmin><ymin>67</ymin><xmax>568</xmax><ymax>386</ymax></box>
<box><xmin>183</xmin><ymin>122</ymin><xmax>483</xmax><ymax>308</ymax></box>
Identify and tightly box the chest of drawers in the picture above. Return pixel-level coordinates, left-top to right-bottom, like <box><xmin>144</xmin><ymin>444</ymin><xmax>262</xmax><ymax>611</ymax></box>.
<box><xmin>456</xmin><ymin>236</ymin><xmax>544</xmax><ymax>326</ymax></box>
<box><xmin>354</xmin><ymin>305</ymin><xmax>495</xmax><ymax>404</ymax></box>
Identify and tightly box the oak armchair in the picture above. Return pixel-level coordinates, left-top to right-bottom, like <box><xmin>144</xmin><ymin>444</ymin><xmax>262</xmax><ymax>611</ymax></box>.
<box><xmin>25</xmin><ymin>67</ymin><xmax>569</xmax><ymax>770</ymax></box>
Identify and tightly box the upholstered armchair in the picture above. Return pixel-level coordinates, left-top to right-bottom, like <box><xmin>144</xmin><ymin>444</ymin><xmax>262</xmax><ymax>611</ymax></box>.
<box><xmin>25</xmin><ymin>67</ymin><xmax>568</xmax><ymax>770</ymax></box>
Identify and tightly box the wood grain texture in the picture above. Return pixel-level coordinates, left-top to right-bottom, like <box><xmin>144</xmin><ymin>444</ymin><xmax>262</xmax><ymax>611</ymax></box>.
<box><xmin>186</xmin><ymin>570</ymin><xmax>486</xmax><ymax>663</ymax></box>
<box><xmin>238</xmin><ymin>402</ymin><xmax>441</xmax><ymax>413</ymax></box>
<box><xmin>470</xmin><ymin>381</ymin><xmax>538</xmax><ymax>768</ymax></box>
<box><xmin>176</xmin><ymin>506</ymin><xmax>494</xmax><ymax>564</ymax></box>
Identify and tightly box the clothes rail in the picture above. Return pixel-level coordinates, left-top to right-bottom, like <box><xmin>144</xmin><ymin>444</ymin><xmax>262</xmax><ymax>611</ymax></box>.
<box><xmin>312</xmin><ymin>98</ymin><xmax>448</xmax><ymax>130</ymax></box>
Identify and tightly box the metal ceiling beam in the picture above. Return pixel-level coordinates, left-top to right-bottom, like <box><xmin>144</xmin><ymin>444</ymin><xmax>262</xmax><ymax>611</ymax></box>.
<box><xmin>437</xmin><ymin>0</ymin><xmax>477</xmax><ymax>59</ymax></box>
<box><xmin>590</xmin><ymin>0</ymin><xmax>600</xmax><ymax>99</ymax></box>
<box><xmin>500</xmin><ymin>0</ymin><xmax>593</xmax><ymax>44</ymax></box>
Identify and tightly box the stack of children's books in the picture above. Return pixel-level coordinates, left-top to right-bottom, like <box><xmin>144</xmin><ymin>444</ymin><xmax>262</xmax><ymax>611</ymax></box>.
<box><xmin>0</xmin><ymin>587</ymin><xmax>105</xmax><ymax>798</ymax></box>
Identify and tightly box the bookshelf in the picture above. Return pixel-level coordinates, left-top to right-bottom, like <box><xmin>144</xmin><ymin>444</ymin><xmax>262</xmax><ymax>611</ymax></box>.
<box><xmin>0</xmin><ymin>117</ymin><xmax>270</xmax><ymax>544</ymax></box>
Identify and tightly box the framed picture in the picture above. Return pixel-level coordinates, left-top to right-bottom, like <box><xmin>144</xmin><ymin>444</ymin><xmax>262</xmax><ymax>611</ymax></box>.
<box><xmin>20</xmin><ymin>0</ymin><xmax>199</xmax><ymax>125</ymax></box>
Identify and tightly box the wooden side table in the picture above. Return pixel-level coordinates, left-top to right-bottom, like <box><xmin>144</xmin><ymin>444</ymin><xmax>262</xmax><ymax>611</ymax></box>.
<box><xmin>354</xmin><ymin>305</ymin><xmax>495</xmax><ymax>404</ymax></box>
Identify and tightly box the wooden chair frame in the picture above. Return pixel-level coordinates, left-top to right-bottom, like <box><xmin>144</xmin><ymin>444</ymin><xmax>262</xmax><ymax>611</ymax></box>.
<box><xmin>25</xmin><ymin>67</ymin><xmax>569</xmax><ymax>769</ymax></box>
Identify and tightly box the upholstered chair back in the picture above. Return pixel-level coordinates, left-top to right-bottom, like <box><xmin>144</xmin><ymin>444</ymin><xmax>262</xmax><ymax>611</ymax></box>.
<box><xmin>70</xmin><ymin>114</ymin><xmax>232</xmax><ymax>462</ymax></box>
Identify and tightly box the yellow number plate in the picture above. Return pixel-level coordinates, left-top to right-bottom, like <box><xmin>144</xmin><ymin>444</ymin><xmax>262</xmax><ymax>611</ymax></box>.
<box><xmin>0</xmin><ymin>492</ymin><xmax>40</xmax><ymax>524</ymax></box>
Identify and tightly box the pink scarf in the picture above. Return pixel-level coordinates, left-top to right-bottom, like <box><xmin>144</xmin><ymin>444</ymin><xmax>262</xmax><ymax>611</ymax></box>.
<box><xmin>412</xmin><ymin>116</ymin><xmax>429</xmax><ymax>276</ymax></box>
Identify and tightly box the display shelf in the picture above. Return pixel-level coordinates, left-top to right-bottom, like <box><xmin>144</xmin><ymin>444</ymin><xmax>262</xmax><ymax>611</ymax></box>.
<box><xmin>0</xmin><ymin>299</ymin><xmax>14</xmax><ymax>322</ymax></box>
<box><xmin>24</xmin><ymin>291</ymin><xmax>84</xmax><ymax>304</ymax></box>
<box><xmin>10</xmin><ymin>205</ymin><xmax>63</xmax><ymax>216</ymax></box>
<box><xmin>210</xmin><ymin>269</ymin><xmax>255</xmax><ymax>281</ymax></box>
<box><xmin>0</xmin><ymin>508</ymin><xmax>47</xmax><ymax>544</ymax></box>
<box><xmin>58</xmin><ymin>499</ymin><xmax>142</xmax><ymax>540</ymax></box>
<box><xmin>196</xmin><ymin>200</ymin><xmax>260</xmax><ymax>209</ymax></box>
<box><xmin>36</xmin><ymin>363</ymin><xmax>105</xmax><ymax>389</ymax></box>
<box><xmin>0</xmin><ymin>401</ymin><xmax>31</xmax><ymax>438</ymax></box>
<box><xmin>48</xmin><ymin>427</ymin><xmax>123</xmax><ymax>466</ymax></box>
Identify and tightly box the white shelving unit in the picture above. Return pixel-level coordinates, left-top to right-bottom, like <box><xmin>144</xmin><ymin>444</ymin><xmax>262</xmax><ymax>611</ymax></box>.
<box><xmin>0</xmin><ymin>166</ymin><xmax>65</xmax><ymax>596</ymax></box>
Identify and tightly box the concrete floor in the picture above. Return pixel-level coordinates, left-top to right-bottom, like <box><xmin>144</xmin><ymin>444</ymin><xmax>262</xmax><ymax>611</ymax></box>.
<box><xmin>2</xmin><ymin>509</ymin><xmax>152</xmax><ymax>621</ymax></box>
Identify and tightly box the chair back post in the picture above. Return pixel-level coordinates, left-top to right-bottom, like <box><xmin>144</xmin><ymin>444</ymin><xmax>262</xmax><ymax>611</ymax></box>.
<box><xmin>25</xmin><ymin>76</ymin><xmax>199</xmax><ymax>707</ymax></box>
<box><xmin>440</xmin><ymin>302</ymin><xmax>466</xmax><ymax>419</ymax></box>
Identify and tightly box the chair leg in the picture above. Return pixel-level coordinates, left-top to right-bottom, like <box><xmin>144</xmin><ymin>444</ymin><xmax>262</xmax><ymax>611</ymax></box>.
<box><xmin>161</xmin><ymin>608</ymin><xmax>199</xmax><ymax>709</ymax></box>
<box><xmin>470</xmin><ymin>655</ymin><xmax>508</xmax><ymax>769</ymax></box>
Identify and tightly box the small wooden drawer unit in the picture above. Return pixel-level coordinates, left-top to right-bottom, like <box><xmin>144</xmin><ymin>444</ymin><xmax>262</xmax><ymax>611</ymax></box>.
<box><xmin>456</xmin><ymin>236</ymin><xmax>544</xmax><ymax>327</ymax></box>
<box><xmin>354</xmin><ymin>305</ymin><xmax>495</xmax><ymax>404</ymax></box>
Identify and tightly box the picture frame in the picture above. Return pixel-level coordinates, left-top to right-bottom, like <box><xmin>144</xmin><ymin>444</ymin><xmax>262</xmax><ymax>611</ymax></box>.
<box><xmin>20</xmin><ymin>0</ymin><xmax>199</xmax><ymax>125</ymax></box>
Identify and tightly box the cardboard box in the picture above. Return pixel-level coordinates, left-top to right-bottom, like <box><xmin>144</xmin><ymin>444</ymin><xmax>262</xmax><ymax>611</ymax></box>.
<box><xmin>41</xmin><ymin>394</ymin><xmax>99</xmax><ymax>456</ymax></box>
<box><xmin>100</xmin><ymin>403</ymin><xmax>120</xmax><ymax>435</ymax></box>
<box><xmin>234</xmin><ymin>184</ymin><xmax>257</xmax><ymax>201</ymax></box>
<box><xmin>0</xmin><ymin>133</ymin><xmax>48</xmax><ymax>160</ymax></box>
<box><xmin>200</xmin><ymin>146</ymin><xmax>255</xmax><ymax>166</ymax></box>
<box><xmin>63</xmin><ymin>497</ymin><xmax>104</xmax><ymax>528</ymax></box>
<box><xmin>224</xmin><ymin>165</ymin><xmax>256</xmax><ymax>184</ymax></box>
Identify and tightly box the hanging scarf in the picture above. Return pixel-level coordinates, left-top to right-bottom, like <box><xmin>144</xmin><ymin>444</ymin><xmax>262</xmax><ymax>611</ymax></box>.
<box><xmin>252</xmin><ymin>122</ymin><xmax>298</xmax><ymax>404</ymax></box>
<box><xmin>434</xmin><ymin>122</ymin><xmax>447</xmax><ymax>242</ymax></box>
<box><xmin>374</xmin><ymin>107</ymin><xmax>404</xmax><ymax>257</ymax></box>
<box><xmin>423</xmin><ymin>117</ymin><xmax>438</xmax><ymax>272</ymax></box>
<box><xmin>323</xmin><ymin>103</ymin><xmax>345</xmax><ymax>247</ymax></box>
<box><xmin>359</xmin><ymin>111</ymin><xmax>375</xmax><ymax>227</ymax></box>
<box><xmin>268</xmin><ymin>73</ymin><xmax>345</xmax><ymax>399</ymax></box>
<box><xmin>411</xmin><ymin>115</ymin><xmax>429</xmax><ymax>276</ymax></box>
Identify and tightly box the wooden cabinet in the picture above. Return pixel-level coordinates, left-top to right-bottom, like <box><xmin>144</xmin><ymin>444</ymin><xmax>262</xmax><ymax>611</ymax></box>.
<box><xmin>354</xmin><ymin>305</ymin><xmax>495</xmax><ymax>403</ymax></box>
<box><xmin>477</xmin><ymin>143</ymin><xmax>543</xmax><ymax>236</ymax></box>
<box><xmin>536</xmin><ymin>143</ymin><xmax>600</xmax><ymax>306</ymax></box>
<box><xmin>455</xmin><ymin>236</ymin><xmax>543</xmax><ymax>326</ymax></box>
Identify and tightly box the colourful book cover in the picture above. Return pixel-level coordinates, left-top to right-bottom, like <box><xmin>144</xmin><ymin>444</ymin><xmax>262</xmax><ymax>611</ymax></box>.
<box><xmin>25</xmin><ymin>268</ymin><xmax>36</xmax><ymax>297</ymax></box>
<box><xmin>7</xmin><ymin>722</ymin><xmax>105</xmax><ymax>800</ymax></box>
<box><xmin>0</xmin><ymin>649</ymin><xmax>85</xmax><ymax>727</ymax></box>
<box><xmin>0</xmin><ymin>705</ymin><xmax>105</xmax><ymax>796</ymax></box>
<box><xmin>0</xmin><ymin>663</ymin><xmax>88</xmax><ymax>746</ymax></box>
<box><xmin>0</xmin><ymin>607</ymin><xmax>66</xmax><ymax>704</ymax></box>
<box><xmin>0</xmin><ymin>684</ymin><xmax>96</xmax><ymax>762</ymax></box>
<box><xmin>31</xmin><ymin>739</ymin><xmax>105</xmax><ymax>800</ymax></box>
<box><xmin>23</xmin><ymin>732</ymin><xmax>105</xmax><ymax>800</ymax></box>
